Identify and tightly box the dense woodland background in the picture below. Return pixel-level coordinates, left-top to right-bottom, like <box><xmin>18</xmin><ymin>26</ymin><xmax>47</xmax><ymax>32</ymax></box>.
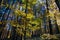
<box><xmin>0</xmin><ymin>0</ymin><xmax>60</xmax><ymax>40</ymax></box>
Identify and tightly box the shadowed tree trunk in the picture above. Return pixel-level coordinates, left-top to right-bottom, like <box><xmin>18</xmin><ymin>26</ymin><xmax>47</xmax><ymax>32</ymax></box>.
<box><xmin>0</xmin><ymin>24</ymin><xmax>5</xmax><ymax>39</ymax></box>
<box><xmin>11</xmin><ymin>27</ymin><xmax>17</xmax><ymax>40</ymax></box>
<box><xmin>54</xmin><ymin>15</ymin><xmax>59</xmax><ymax>34</ymax></box>
<box><xmin>0</xmin><ymin>0</ymin><xmax>2</xmax><ymax>5</ymax></box>
<box><xmin>46</xmin><ymin>0</ymin><xmax>53</xmax><ymax>34</ymax></box>
<box><xmin>48</xmin><ymin>16</ymin><xmax>53</xmax><ymax>34</ymax></box>
<box><xmin>55</xmin><ymin>0</ymin><xmax>60</xmax><ymax>11</ymax></box>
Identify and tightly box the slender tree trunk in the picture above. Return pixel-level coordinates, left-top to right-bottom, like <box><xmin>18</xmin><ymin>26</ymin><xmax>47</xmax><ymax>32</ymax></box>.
<box><xmin>0</xmin><ymin>0</ymin><xmax>2</xmax><ymax>5</ymax></box>
<box><xmin>55</xmin><ymin>0</ymin><xmax>60</xmax><ymax>11</ymax></box>
<box><xmin>24</xmin><ymin>0</ymin><xmax>28</xmax><ymax>40</ymax></box>
<box><xmin>54</xmin><ymin>15</ymin><xmax>59</xmax><ymax>34</ymax></box>
<box><xmin>46</xmin><ymin>0</ymin><xmax>53</xmax><ymax>34</ymax></box>
<box><xmin>48</xmin><ymin>16</ymin><xmax>53</xmax><ymax>34</ymax></box>
<box><xmin>11</xmin><ymin>27</ymin><xmax>16</xmax><ymax>40</ymax></box>
<box><xmin>6</xmin><ymin>9</ymin><xmax>10</xmax><ymax>20</ymax></box>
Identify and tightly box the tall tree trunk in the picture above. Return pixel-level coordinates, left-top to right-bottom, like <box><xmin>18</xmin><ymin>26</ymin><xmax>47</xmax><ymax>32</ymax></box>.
<box><xmin>46</xmin><ymin>0</ymin><xmax>53</xmax><ymax>34</ymax></box>
<box><xmin>48</xmin><ymin>16</ymin><xmax>53</xmax><ymax>34</ymax></box>
<box><xmin>24</xmin><ymin>0</ymin><xmax>28</xmax><ymax>40</ymax></box>
<box><xmin>54</xmin><ymin>15</ymin><xmax>59</xmax><ymax>34</ymax></box>
<box><xmin>55</xmin><ymin>0</ymin><xmax>60</xmax><ymax>11</ymax></box>
<box><xmin>11</xmin><ymin>27</ymin><xmax>17</xmax><ymax>40</ymax></box>
<box><xmin>0</xmin><ymin>0</ymin><xmax>2</xmax><ymax>5</ymax></box>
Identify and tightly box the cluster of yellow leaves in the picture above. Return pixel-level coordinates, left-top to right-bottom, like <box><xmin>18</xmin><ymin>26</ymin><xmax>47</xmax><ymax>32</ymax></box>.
<box><xmin>26</xmin><ymin>31</ymin><xmax>32</xmax><ymax>37</ymax></box>
<box><xmin>41</xmin><ymin>34</ymin><xmax>58</xmax><ymax>39</ymax></box>
<box><xmin>0</xmin><ymin>22</ymin><xmax>2</xmax><ymax>24</ymax></box>
<box><xmin>22</xmin><ymin>0</ymin><xmax>37</xmax><ymax>5</ymax></box>
<box><xmin>10</xmin><ymin>0</ymin><xmax>41</xmax><ymax>37</ymax></box>
<box><xmin>16</xmin><ymin>28</ymin><xmax>24</xmax><ymax>36</ymax></box>
<box><xmin>49</xmin><ymin>11</ymin><xmax>54</xmax><ymax>17</ymax></box>
<box><xmin>29</xmin><ymin>19</ymin><xmax>41</xmax><ymax>31</ymax></box>
<box><xmin>15</xmin><ymin>10</ymin><xmax>35</xmax><ymax>19</ymax></box>
<box><xmin>27</xmin><ymin>13</ymin><xmax>35</xmax><ymax>19</ymax></box>
<box><xmin>10</xmin><ymin>21</ymin><xmax>18</xmax><ymax>27</ymax></box>
<box><xmin>28</xmin><ymin>0</ymin><xmax>37</xmax><ymax>5</ymax></box>
<box><xmin>12</xmin><ymin>9</ymin><xmax>41</xmax><ymax>37</ymax></box>
<box><xmin>15</xmin><ymin>10</ymin><xmax>26</xmax><ymax>17</ymax></box>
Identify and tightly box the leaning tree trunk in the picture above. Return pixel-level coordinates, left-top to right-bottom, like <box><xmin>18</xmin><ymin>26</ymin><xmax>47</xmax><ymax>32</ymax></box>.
<box><xmin>46</xmin><ymin>0</ymin><xmax>60</xmax><ymax>34</ymax></box>
<box><xmin>55</xmin><ymin>0</ymin><xmax>60</xmax><ymax>11</ymax></box>
<box><xmin>54</xmin><ymin>15</ymin><xmax>59</xmax><ymax>34</ymax></box>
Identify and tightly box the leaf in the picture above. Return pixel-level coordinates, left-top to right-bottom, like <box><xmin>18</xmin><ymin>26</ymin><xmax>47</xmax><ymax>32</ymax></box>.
<box><xmin>22</xmin><ymin>0</ymin><xmax>26</xmax><ymax>3</ymax></box>
<box><xmin>15</xmin><ymin>10</ymin><xmax>26</xmax><ymax>17</ymax></box>
<box><xmin>27</xmin><ymin>13</ymin><xmax>35</xmax><ymax>19</ymax></box>
<box><xmin>0</xmin><ymin>22</ymin><xmax>2</xmax><ymax>24</ymax></box>
<box><xmin>26</xmin><ymin>31</ymin><xmax>31</xmax><ymax>37</ymax></box>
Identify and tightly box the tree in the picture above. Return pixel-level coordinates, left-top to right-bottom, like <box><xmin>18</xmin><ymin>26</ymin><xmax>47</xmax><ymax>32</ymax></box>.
<box><xmin>10</xmin><ymin>9</ymin><xmax>42</xmax><ymax>39</ymax></box>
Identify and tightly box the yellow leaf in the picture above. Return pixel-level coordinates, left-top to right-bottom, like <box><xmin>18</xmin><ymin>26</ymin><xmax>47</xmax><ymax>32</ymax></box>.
<box><xmin>32</xmin><ymin>0</ymin><xmax>37</xmax><ymax>4</ymax></box>
<box><xmin>8</xmin><ymin>35</ymin><xmax>10</xmax><ymax>38</ymax></box>
<box><xmin>26</xmin><ymin>32</ymin><xmax>31</xmax><ymax>37</ymax></box>
<box><xmin>27</xmin><ymin>13</ymin><xmax>34</xmax><ymax>19</ymax></box>
<box><xmin>15</xmin><ymin>10</ymin><xmax>26</xmax><ymax>16</ymax></box>
<box><xmin>49</xmin><ymin>13</ymin><xmax>54</xmax><ymax>17</ymax></box>
<box><xmin>0</xmin><ymin>22</ymin><xmax>2</xmax><ymax>24</ymax></box>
